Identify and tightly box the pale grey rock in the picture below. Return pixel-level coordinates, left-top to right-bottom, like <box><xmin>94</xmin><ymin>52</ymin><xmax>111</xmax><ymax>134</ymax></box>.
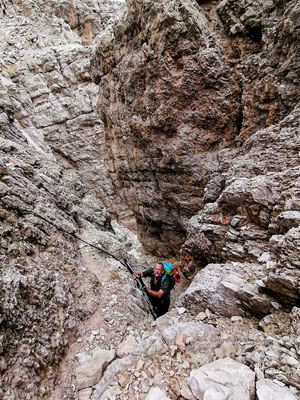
<box><xmin>219</xmin><ymin>176</ymin><xmax>281</xmax><ymax>210</ymax></box>
<box><xmin>256</xmin><ymin>379</ymin><xmax>298</xmax><ymax>400</ymax></box>
<box><xmin>177</xmin><ymin>307</ymin><xmax>187</xmax><ymax>315</ymax></box>
<box><xmin>135</xmin><ymin>334</ymin><xmax>165</xmax><ymax>356</ymax></box>
<box><xmin>276</xmin><ymin>211</ymin><xmax>300</xmax><ymax>233</ymax></box>
<box><xmin>188</xmin><ymin>358</ymin><xmax>255</xmax><ymax>400</ymax></box>
<box><xmin>170</xmin><ymin>345</ymin><xmax>177</xmax><ymax>357</ymax></box>
<box><xmin>145</xmin><ymin>387</ymin><xmax>171</xmax><ymax>400</ymax></box>
<box><xmin>182</xmin><ymin>361</ymin><xmax>191</xmax><ymax>370</ymax></box>
<box><xmin>78</xmin><ymin>388</ymin><xmax>93</xmax><ymax>400</ymax></box>
<box><xmin>272</xmin><ymin>380</ymin><xmax>287</xmax><ymax>388</ymax></box>
<box><xmin>155</xmin><ymin>309</ymin><xmax>177</xmax><ymax>332</ymax></box>
<box><xmin>181</xmin><ymin>382</ymin><xmax>197</xmax><ymax>400</ymax></box>
<box><xmin>76</xmin><ymin>352</ymin><xmax>92</xmax><ymax>365</ymax></box>
<box><xmin>231</xmin><ymin>316</ymin><xmax>243</xmax><ymax>322</ymax></box>
<box><xmin>284</xmin><ymin>355</ymin><xmax>299</xmax><ymax>368</ymax></box>
<box><xmin>181</xmin><ymin>263</ymin><xmax>273</xmax><ymax>317</ymax></box>
<box><xmin>182</xmin><ymin>137</ymin><xmax>300</xmax><ymax>277</ymax></box>
<box><xmin>162</xmin><ymin>321</ymin><xmax>220</xmax><ymax>361</ymax></box>
<box><xmin>92</xmin><ymin>357</ymin><xmax>133</xmax><ymax>400</ymax></box>
<box><xmin>75</xmin><ymin>348</ymin><xmax>115</xmax><ymax>390</ymax></box>
<box><xmin>117</xmin><ymin>334</ymin><xmax>137</xmax><ymax>358</ymax></box>
<box><xmin>0</xmin><ymin>13</ymin><xmax>133</xmax><ymax>398</ymax></box>
<box><xmin>271</xmin><ymin>302</ymin><xmax>281</xmax><ymax>311</ymax></box>
<box><xmin>215</xmin><ymin>342</ymin><xmax>236</xmax><ymax>359</ymax></box>
<box><xmin>99</xmin><ymin>386</ymin><xmax>122</xmax><ymax>400</ymax></box>
<box><xmin>263</xmin><ymin>269</ymin><xmax>300</xmax><ymax>306</ymax></box>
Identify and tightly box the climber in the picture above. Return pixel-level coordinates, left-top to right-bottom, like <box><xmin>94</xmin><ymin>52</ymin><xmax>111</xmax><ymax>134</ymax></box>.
<box><xmin>133</xmin><ymin>262</ymin><xmax>175</xmax><ymax>317</ymax></box>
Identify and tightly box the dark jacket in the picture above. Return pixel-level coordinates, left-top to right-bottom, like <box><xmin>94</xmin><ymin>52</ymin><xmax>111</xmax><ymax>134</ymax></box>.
<box><xmin>142</xmin><ymin>267</ymin><xmax>175</xmax><ymax>316</ymax></box>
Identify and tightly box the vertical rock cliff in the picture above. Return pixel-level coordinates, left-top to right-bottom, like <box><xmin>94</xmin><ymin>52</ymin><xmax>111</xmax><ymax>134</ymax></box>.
<box><xmin>91</xmin><ymin>0</ymin><xmax>299</xmax><ymax>283</ymax></box>
<box><xmin>0</xmin><ymin>1</ymin><xmax>131</xmax><ymax>398</ymax></box>
<box><xmin>0</xmin><ymin>0</ymin><xmax>135</xmax><ymax>229</ymax></box>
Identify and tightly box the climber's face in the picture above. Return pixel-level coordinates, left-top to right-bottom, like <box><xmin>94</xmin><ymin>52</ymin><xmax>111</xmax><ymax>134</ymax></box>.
<box><xmin>154</xmin><ymin>263</ymin><xmax>163</xmax><ymax>277</ymax></box>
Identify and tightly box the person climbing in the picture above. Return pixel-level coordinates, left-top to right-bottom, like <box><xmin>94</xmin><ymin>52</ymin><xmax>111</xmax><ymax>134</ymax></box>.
<box><xmin>133</xmin><ymin>262</ymin><xmax>175</xmax><ymax>317</ymax></box>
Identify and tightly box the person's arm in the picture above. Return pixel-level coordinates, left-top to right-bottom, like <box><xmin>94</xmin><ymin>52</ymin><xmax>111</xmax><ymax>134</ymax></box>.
<box><xmin>132</xmin><ymin>267</ymin><xmax>153</xmax><ymax>280</ymax></box>
<box><xmin>147</xmin><ymin>288</ymin><xmax>164</xmax><ymax>298</ymax></box>
<box><xmin>141</xmin><ymin>267</ymin><xmax>154</xmax><ymax>278</ymax></box>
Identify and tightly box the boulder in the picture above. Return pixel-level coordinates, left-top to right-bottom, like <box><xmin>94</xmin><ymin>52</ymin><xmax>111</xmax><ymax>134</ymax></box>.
<box><xmin>162</xmin><ymin>321</ymin><xmax>220</xmax><ymax>360</ymax></box>
<box><xmin>135</xmin><ymin>334</ymin><xmax>165</xmax><ymax>356</ymax></box>
<box><xmin>263</xmin><ymin>270</ymin><xmax>300</xmax><ymax>306</ymax></box>
<box><xmin>256</xmin><ymin>379</ymin><xmax>298</xmax><ymax>400</ymax></box>
<box><xmin>181</xmin><ymin>263</ymin><xmax>273</xmax><ymax>317</ymax></box>
<box><xmin>188</xmin><ymin>358</ymin><xmax>255</xmax><ymax>400</ymax></box>
<box><xmin>75</xmin><ymin>348</ymin><xmax>115</xmax><ymax>390</ymax></box>
<box><xmin>92</xmin><ymin>357</ymin><xmax>134</xmax><ymax>399</ymax></box>
<box><xmin>117</xmin><ymin>334</ymin><xmax>137</xmax><ymax>358</ymax></box>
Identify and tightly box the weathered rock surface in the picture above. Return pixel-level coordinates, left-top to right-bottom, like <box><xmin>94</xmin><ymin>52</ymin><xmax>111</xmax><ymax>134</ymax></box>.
<box><xmin>75</xmin><ymin>347</ymin><xmax>115</xmax><ymax>390</ymax></box>
<box><xmin>161</xmin><ymin>320</ymin><xmax>220</xmax><ymax>358</ymax></box>
<box><xmin>181</xmin><ymin>262</ymin><xmax>274</xmax><ymax>317</ymax></box>
<box><xmin>0</xmin><ymin>130</ymin><xmax>105</xmax><ymax>398</ymax></box>
<box><xmin>117</xmin><ymin>334</ymin><xmax>137</xmax><ymax>358</ymax></box>
<box><xmin>0</xmin><ymin>1</ymin><xmax>139</xmax><ymax>399</ymax></box>
<box><xmin>188</xmin><ymin>358</ymin><xmax>256</xmax><ymax>400</ymax></box>
<box><xmin>145</xmin><ymin>387</ymin><xmax>171</xmax><ymax>400</ymax></box>
<box><xmin>92</xmin><ymin>0</ymin><xmax>241</xmax><ymax>255</ymax></box>
<box><xmin>256</xmin><ymin>379</ymin><xmax>298</xmax><ymax>400</ymax></box>
<box><xmin>0</xmin><ymin>0</ymin><xmax>132</xmax><ymax>229</ymax></box>
<box><xmin>92</xmin><ymin>0</ymin><xmax>300</xmax><ymax>322</ymax></box>
<box><xmin>92</xmin><ymin>0</ymin><xmax>300</xmax><ymax>267</ymax></box>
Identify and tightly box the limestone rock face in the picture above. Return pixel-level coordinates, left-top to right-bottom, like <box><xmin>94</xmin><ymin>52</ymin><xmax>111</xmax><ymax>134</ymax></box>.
<box><xmin>1</xmin><ymin>0</ymin><xmax>300</xmax><ymax>399</ymax></box>
<box><xmin>92</xmin><ymin>0</ymin><xmax>241</xmax><ymax>255</ymax></box>
<box><xmin>0</xmin><ymin>1</ymin><xmax>129</xmax><ymax>399</ymax></box>
<box><xmin>0</xmin><ymin>0</ymin><xmax>132</xmax><ymax>229</ymax></box>
<box><xmin>92</xmin><ymin>0</ymin><xmax>300</xmax><ymax>262</ymax></box>
<box><xmin>0</xmin><ymin>123</ymin><xmax>110</xmax><ymax>398</ymax></box>
<box><xmin>217</xmin><ymin>0</ymin><xmax>299</xmax><ymax>140</ymax></box>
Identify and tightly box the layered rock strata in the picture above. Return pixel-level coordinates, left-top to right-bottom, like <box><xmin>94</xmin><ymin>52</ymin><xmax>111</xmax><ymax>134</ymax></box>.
<box><xmin>0</xmin><ymin>0</ymin><xmax>134</xmax><ymax>229</ymax></box>
<box><xmin>0</xmin><ymin>1</ymin><xmax>133</xmax><ymax>398</ymax></box>
<box><xmin>0</xmin><ymin>126</ymin><xmax>105</xmax><ymax>398</ymax></box>
<box><xmin>92</xmin><ymin>0</ymin><xmax>300</xmax><ymax>306</ymax></box>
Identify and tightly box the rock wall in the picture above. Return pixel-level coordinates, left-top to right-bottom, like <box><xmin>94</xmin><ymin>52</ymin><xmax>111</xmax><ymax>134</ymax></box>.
<box><xmin>0</xmin><ymin>0</ymin><xmax>135</xmax><ymax>230</ymax></box>
<box><xmin>92</xmin><ymin>0</ymin><xmax>242</xmax><ymax>255</ymax></box>
<box><xmin>0</xmin><ymin>1</ymin><xmax>131</xmax><ymax>398</ymax></box>
<box><xmin>0</xmin><ymin>124</ymin><xmax>106</xmax><ymax>398</ymax></box>
<box><xmin>91</xmin><ymin>0</ymin><xmax>300</xmax><ymax>305</ymax></box>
